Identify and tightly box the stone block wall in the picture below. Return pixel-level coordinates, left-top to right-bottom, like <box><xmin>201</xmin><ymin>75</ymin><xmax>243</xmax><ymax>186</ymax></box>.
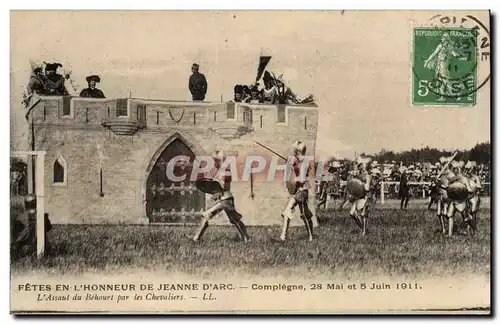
<box><xmin>30</xmin><ymin>97</ymin><xmax>319</xmax><ymax>226</ymax></box>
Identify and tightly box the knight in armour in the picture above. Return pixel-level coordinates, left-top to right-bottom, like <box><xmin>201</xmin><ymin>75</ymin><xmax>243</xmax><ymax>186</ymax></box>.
<box><xmin>192</xmin><ymin>150</ymin><xmax>250</xmax><ymax>242</ymax></box>
<box><xmin>279</xmin><ymin>141</ymin><xmax>314</xmax><ymax>242</ymax></box>
<box><xmin>345</xmin><ymin>156</ymin><xmax>373</xmax><ymax>235</ymax></box>
<box><xmin>464</xmin><ymin>160</ymin><xmax>483</xmax><ymax>228</ymax></box>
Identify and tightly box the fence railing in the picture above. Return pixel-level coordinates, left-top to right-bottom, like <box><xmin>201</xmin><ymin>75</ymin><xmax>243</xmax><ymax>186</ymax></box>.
<box><xmin>379</xmin><ymin>181</ymin><xmax>491</xmax><ymax>204</ymax></box>
<box><xmin>328</xmin><ymin>180</ymin><xmax>491</xmax><ymax>205</ymax></box>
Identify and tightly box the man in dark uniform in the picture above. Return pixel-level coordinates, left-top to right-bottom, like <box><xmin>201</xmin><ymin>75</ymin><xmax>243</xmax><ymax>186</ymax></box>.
<box><xmin>189</xmin><ymin>63</ymin><xmax>208</xmax><ymax>101</ymax></box>
<box><xmin>399</xmin><ymin>167</ymin><xmax>410</xmax><ymax>210</ymax></box>
<box><xmin>44</xmin><ymin>63</ymin><xmax>69</xmax><ymax>96</ymax></box>
<box><xmin>80</xmin><ymin>75</ymin><xmax>106</xmax><ymax>98</ymax></box>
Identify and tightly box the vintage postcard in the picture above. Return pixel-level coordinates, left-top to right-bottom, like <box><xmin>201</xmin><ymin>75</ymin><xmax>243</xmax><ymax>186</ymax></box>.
<box><xmin>9</xmin><ymin>10</ymin><xmax>491</xmax><ymax>314</ymax></box>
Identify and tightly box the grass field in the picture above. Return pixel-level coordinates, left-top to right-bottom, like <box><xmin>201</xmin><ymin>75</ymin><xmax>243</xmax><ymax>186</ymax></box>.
<box><xmin>11</xmin><ymin>200</ymin><xmax>491</xmax><ymax>280</ymax></box>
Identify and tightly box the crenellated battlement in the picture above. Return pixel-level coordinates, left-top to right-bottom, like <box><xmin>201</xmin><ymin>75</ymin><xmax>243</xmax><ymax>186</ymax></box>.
<box><xmin>30</xmin><ymin>96</ymin><xmax>318</xmax><ymax>139</ymax></box>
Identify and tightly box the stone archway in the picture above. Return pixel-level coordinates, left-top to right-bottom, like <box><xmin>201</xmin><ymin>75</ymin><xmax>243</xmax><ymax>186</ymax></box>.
<box><xmin>145</xmin><ymin>136</ymin><xmax>206</xmax><ymax>224</ymax></box>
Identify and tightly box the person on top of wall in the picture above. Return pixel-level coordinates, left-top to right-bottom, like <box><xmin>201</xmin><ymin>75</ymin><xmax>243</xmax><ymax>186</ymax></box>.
<box><xmin>247</xmin><ymin>85</ymin><xmax>263</xmax><ymax>104</ymax></box>
<box><xmin>233</xmin><ymin>85</ymin><xmax>243</xmax><ymax>102</ymax></box>
<box><xmin>43</xmin><ymin>63</ymin><xmax>69</xmax><ymax>96</ymax></box>
<box><xmin>80</xmin><ymin>75</ymin><xmax>106</xmax><ymax>98</ymax></box>
<box><xmin>261</xmin><ymin>71</ymin><xmax>278</xmax><ymax>104</ymax></box>
<box><xmin>27</xmin><ymin>65</ymin><xmax>46</xmax><ymax>96</ymax></box>
<box><xmin>189</xmin><ymin>63</ymin><xmax>208</xmax><ymax>101</ymax></box>
<box><xmin>241</xmin><ymin>85</ymin><xmax>252</xmax><ymax>102</ymax></box>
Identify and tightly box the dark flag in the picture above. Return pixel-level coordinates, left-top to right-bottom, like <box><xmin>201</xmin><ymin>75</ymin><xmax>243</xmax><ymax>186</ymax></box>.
<box><xmin>255</xmin><ymin>56</ymin><xmax>271</xmax><ymax>82</ymax></box>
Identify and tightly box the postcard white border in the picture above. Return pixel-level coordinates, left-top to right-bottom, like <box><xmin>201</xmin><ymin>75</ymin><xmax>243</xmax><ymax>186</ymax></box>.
<box><xmin>2</xmin><ymin>1</ymin><xmax>498</xmax><ymax>323</ymax></box>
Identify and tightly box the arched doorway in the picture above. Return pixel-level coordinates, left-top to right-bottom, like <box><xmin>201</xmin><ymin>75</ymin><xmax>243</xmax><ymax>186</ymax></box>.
<box><xmin>145</xmin><ymin>138</ymin><xmax>206</xmax><ymax>224</ymax></box>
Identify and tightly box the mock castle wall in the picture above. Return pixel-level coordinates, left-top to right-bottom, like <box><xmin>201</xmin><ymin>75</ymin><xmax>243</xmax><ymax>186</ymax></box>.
<box><xmin>29</xmin><ymin>96</ymin><xmax>319</xmax><ymax>226</ymax></box>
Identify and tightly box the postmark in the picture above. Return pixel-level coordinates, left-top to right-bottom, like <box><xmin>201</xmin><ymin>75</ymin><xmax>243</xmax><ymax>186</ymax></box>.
<box><xmin>411</xmin><ymin>14</ymin><xmax>490</xmax><ymax>106</ymax></box>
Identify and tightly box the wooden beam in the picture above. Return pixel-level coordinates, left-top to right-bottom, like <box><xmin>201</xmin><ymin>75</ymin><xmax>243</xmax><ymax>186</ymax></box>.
<box><xmin>35</xmin><ymin>153</ymin><xmax>45</xmax><ymax>259</ymax></box>
<box><xmin>12</xmin><ymin>151</ymin><xmax>46</xmax><ymax>259</ymax></box>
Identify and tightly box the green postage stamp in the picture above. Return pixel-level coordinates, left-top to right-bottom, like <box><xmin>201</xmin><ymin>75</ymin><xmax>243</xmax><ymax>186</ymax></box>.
<box><xmin>412</xmin><ymin>27</ymin><xmax>477</xmax><ymax>106</ymax></box>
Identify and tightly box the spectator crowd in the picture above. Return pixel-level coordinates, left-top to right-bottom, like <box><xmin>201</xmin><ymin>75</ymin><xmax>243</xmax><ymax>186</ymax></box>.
<box><xmin>315</xmin><ymin>157</ymin><xmax>491</xmax><ymax>205</ymax></box>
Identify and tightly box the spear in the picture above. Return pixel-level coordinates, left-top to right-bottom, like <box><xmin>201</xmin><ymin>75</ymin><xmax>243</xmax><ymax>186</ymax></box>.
<box><xmin>97</xmin><ymin>141</ymin><xmax>104</xmax><ymax>197</ymax></box>
<box><xmin>254</xmin><ymin>141</ymin><xmax>287</xmax><ymax>161</ymax></box>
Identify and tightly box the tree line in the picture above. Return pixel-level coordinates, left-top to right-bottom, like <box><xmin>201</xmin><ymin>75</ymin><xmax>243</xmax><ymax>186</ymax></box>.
<box><xmin>365</xmin><ymin>142</ymin><xmax>491</xmax><ymax>165</ymax></box>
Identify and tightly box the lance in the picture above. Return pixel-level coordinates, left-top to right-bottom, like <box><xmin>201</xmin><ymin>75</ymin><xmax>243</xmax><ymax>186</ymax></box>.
<box><xmin>254</xmin><ymin>141</ymin><xmax>308</xmax><ymax>196</ymax></box>
<box><xmin>249</xmin><ymin>172</ymin><xmax>255</xmax><ymax>200</ymax></box>
<box><xmin>254</xmin><ymin>141</ymin><xmax>287</xmax><ymax>161</ymax></box>
<box><xmin>253</xmin><ymin>140</ymin><xmax>289</xmax><ymax>197</ymax></box>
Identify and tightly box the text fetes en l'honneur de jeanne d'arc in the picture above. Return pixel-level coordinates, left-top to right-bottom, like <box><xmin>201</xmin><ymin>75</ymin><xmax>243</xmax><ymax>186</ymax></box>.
<box><xmin>18</xmin><ymin>282</ymin><xmax>423</xmax><ymax>302</ymax></box>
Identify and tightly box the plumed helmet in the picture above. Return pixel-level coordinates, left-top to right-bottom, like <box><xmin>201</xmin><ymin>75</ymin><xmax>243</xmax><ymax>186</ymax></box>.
<box><xmin>292</xmin><ymin>140</ymin><xmax>307</xmax><ymax>155</ymax></box>
<box><xmin>356</xmin><ymin>155</ymin><xmax>372</xmax><ymax>167</ymax></box>
<box><xmin>451</xmin><ymin>160</ymin><xmax>465</xmax><ymax>169</ymax></box>
<box><xmin>439</xmin><ymin>156</ymin><xmax>452</xmax><ymax>164</ymax></box>
<box><xmin>29</xmin><ymin>59</ymin><xmax>42</xmax><ymax>73</ymax></box>
<box><xmin>465</xmin><ymin>160</ymin><xmax>477</xmax><ymax>169</ymax></box>
<box><xmin>211</xmin><ymin>149</ymin><xmax>225</xmax><ymax>161</ymax></box>
<box><xmin>45</xmin><ymin>62</ymin><xmax>62</xmax><ymax>72</ymax></box>
<box><xmin>330</xmin><ymin>161</ymin><xmax>341</xmax><ymax>168</ymax></box>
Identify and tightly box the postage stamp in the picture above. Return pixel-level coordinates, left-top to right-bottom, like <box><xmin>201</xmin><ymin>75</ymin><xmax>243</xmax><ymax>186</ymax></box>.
<box><xmin>411</xmin><ymin>13</ymin><xmax>491</xmax><ymax>107</ymax></box>
<box><xmin>412</xmin><ymin>27</ymin><xmax>477</xmax><ymax>105</ymax></box>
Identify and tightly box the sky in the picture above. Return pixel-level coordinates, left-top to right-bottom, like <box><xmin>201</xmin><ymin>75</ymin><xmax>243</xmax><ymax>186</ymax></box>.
<box><xmin>10</xmin><ymin>10</ymin><xmax>491</xmax><ymax>158</ymax></box>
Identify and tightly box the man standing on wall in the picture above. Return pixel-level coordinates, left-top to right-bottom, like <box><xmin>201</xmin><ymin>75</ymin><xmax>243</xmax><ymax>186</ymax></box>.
<box><xmin>189</xmin><ymin>63</ymin><xmax>208</xmax><ymax>101</ymax></box>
